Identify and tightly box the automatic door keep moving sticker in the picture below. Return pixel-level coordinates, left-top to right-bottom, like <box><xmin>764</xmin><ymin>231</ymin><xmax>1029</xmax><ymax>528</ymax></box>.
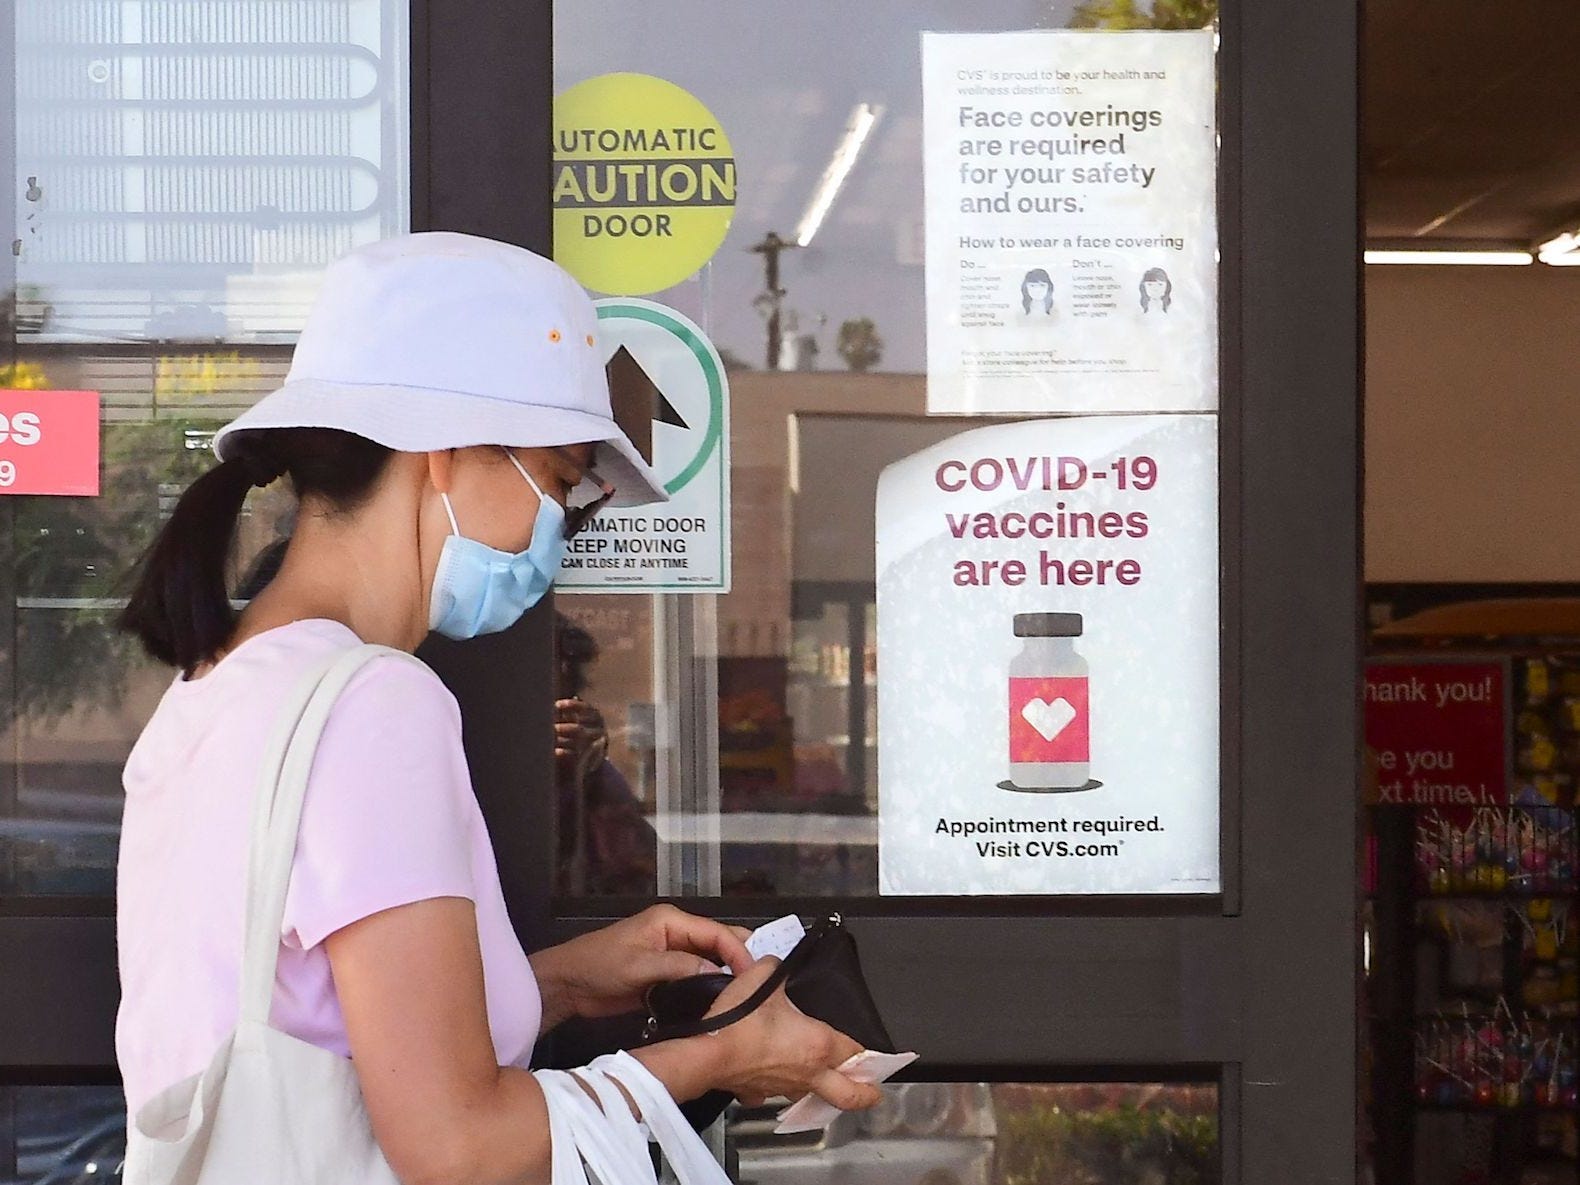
<box><xmin>557</xmin><ymin>299</ymin><xmax>730</xmax><ymax>593</ymax></box>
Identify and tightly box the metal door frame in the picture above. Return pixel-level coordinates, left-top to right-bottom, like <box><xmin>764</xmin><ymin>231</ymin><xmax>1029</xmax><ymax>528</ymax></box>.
<box><xmin>472</xmin><ymin>4</ymin><xmax>1360</xmax><ymax>1184</ymax></box>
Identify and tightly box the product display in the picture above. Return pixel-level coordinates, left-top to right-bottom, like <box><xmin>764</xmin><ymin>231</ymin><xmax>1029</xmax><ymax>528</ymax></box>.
<box><xmin>1514</xmin><ymin>656</ymin><xmax>1580</xmax><ymax>805</ymax></box>
<box><xmin>1369</xmin><ymin>638</ymin><xmax>1580</xmax><ymax>1185</ymax></box>
<box><xmin>1414</xmin><ymin>1009</ymin><xmax>1578</xmax><ymax>1109</ymax></box>
<box><xmin>1413</xmin><ymin>807</ymin><xmax>1577</xmax><ymax>896</ymax></box>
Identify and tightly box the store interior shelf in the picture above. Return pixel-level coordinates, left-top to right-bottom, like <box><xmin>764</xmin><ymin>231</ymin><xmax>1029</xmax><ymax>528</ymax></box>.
<box><xmin>1416</xmin><ymin>1103</ymin><xmax>1580</xmax><ymax>1114</ymax></box>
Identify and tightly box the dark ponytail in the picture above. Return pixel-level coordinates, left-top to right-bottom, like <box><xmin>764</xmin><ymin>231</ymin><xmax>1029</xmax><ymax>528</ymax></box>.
<box><xmin>118</xmin><ymin>428</ymin><xmax>393</xmax><ymax>673</ymax></box>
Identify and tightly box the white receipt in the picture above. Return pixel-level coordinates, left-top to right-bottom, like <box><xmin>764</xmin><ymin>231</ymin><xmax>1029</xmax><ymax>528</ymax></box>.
<box><xmin>744</xmin><ymin>914</ymin><xmax>807</xmax><ymax>962</ymax></box>
<box><xmin>774</xmin><ymin>1050</ymin><xmax>920</xmax><ymax>1134</ymax></box>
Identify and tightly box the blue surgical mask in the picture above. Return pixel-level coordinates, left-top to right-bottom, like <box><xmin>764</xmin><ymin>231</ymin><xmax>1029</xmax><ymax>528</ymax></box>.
<box><xmin>429</xmin><ymin>451</ymin><xmax>567</xmax><ymax>640</ymax></box>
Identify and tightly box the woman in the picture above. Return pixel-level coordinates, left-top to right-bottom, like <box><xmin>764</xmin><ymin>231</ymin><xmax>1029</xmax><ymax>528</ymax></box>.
<box><xmin>114</xmin><ymin>232</ymin><xmax>879</xmax><ymax>1184</ymax></box>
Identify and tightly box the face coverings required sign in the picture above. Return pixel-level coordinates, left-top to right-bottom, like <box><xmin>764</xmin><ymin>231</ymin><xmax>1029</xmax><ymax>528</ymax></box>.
<box><xmin>922</xmin><ymin>29</ymin><xmax>1217</xmax><ymax>415</ymax></box>
<box><xmin>876</xmin><ymin>415</ymin><xmax>1219</xmax><ymax>896</ymax></box>
<box><xmin>558</xmin><ymin>299</ymin><xmax>730</xmax><ymax>593</ymax></box>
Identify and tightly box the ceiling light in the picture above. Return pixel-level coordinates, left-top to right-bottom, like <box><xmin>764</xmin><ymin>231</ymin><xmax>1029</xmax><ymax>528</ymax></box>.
<box><xmin>1536</xmin><ymin>230</ymin><xmax>1579</xmax><ymax>262</ymax></box>
<box><xmin>1364</xmin><ymin>250</ymin><xmax>1533</xmax><ymax>266</ymax></box>
<box><xmin>795</xmin><ymin>103</ymin><xmax>882</xmax><ymax>247</ymax></box>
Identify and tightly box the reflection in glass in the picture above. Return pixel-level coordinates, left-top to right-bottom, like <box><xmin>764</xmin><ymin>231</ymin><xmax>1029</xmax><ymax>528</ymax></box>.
<box><xmin>0</xmin><ymin>1081</ymin><xmax>1214</xmax><ymax>1185</ymax></box>
<box><xmin>15</xmin><ymin>0</ymin><xmax>408</xmax><ymax>345</ymax></box>
<box><xmin>4</xmin><ymin>0</ymin><xmax>410</xmax><ymax>897</ymax></box>
<box><xmin>553</xmin><ymin>2</ymin><xmax>1215</xmax><ymax>378</ymax></box>
<box><xmin>730</xmin><ymin>1081</ymin><xmax>1218</xmax><ymax>1185</ymax></box>
<box><xmin>992</xmin><ymin>1083</ymin><xmax>1218</xmax><ymax>1184</ymax></box>
<box><xmin>1</xmin><ymin>417</ymin><xmax>231</xmax><ymax>895</ymax></box>
<box><xmin>0</xmin><ymin>1085</ymin><xmax>125</xmax><ymax>1185</ymax></box>
<box><xmin>0</xmin><ymin>412</ymin><xmax>305</xmax><ymax>895</ymax></box>
<box><xmin>555</xmin><ymin>611</ymin><xmax>658</xmax><ymax>896</ymax></box>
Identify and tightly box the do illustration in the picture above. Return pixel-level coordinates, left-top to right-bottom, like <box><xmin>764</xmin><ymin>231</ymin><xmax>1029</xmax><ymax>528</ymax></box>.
<box><xmin>1001</xmin><ymin>611</ymin><xmax>1101</xmax><ymax>793</ymax></box>
<box><xmin>1020</xmin><ymin>268</ymin><xmax>1056</xmax><ymax>317</ymax></box>
<box><xmin>1139</xmin><ymin>267</ymin><xmax>1173</xmax><ymax>313</ymax></box>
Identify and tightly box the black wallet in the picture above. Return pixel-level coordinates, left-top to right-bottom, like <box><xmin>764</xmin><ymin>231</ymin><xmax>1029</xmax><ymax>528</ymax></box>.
<box><xmin>535</xmin><ymin>914</ymin><xmax>896</xmax><ymax>1130</ymax></box>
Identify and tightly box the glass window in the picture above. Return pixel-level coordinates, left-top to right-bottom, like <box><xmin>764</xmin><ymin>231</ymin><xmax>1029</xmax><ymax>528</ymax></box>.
<box><xmin>0</xmin><ymin>1081</ymin><xmax>1217</xmax><ymax>1185</ymax></box>
<box><xmin>551</xmin><ymin>1</ymin><xmax>1219</xmax><ymax>901</ymax></box>
<box><xmin>2</xmin><ymin>0</ymin><xmax>410</xmax><ymax>898</ymax></box>
<box><xmin>730</xmin><ymin>1080</ymin><xmax>1219</xmax><ymax>1185</ymax></box>
<box><xmin>0</xmin><ymin>1085</ymin><xmax>124</xmax><ymax>1184</ymax></box>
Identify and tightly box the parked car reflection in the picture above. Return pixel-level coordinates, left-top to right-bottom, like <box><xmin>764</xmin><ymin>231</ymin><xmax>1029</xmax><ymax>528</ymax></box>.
<box><xmin>4</xmin><ymin>1087</ymin><xmax>124</xmax><ymax>1185</ymax></box>
<box><xmin>0</xmin><ymin>818</ymin><xmax>119</xmax><ymax>897</ymax></box>
<box><xmin>32</xmin><ymin>1117</ymin><xmax>125</xmax><ymax>1184</ymax></box>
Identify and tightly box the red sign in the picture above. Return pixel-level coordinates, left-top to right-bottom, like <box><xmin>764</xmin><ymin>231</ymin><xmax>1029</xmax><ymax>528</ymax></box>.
<box><xmin>0</xmin><ymin>389</ymin><xmax>100</xmax><ymax>496</ymax></box>
<box><xmin>1365</xmin><ymin>660</ymin><xmax>1508</xmax><ymax>805</ymax></box>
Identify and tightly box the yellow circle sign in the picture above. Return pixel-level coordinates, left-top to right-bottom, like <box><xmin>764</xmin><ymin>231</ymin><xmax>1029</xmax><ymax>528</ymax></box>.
<box><xmin>553</xmin><ymin>73</ymin><xmax>737</xmax><ymax>297</ymax></box>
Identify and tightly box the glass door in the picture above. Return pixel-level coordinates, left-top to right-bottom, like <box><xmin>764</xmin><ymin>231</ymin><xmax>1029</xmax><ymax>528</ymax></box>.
<box><xmin>533</xmin><ymin>2</ymin><xmax>1360</xmax><ymax>1183</ymax></box>
<box><xmin>542</xmin><ymin>8</ymin><xmax>1232</xmax><ymax>1180</ymax></box>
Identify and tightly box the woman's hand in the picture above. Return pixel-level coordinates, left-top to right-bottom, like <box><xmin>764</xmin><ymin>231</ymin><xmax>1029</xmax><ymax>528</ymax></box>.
<box><xmin>531</xmin><ymin>904</ymin><xmax>753</xmax><ymax>1029</ymax></box>
<box><xmin>554</xmin><ymin>697</ymin><xmax>608</xmax><ymax>776</ymax></box>
<box><xmin>706</xmin><ymin>958</ymin><xmax>884</xmax><ymax>1113</ymax></box>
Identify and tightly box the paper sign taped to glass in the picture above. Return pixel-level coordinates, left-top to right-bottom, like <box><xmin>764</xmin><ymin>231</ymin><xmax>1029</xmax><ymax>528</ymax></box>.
<box><xmin>875</xmin><ymin>416</ymin><xmax>1220</xmax><ymax>896</ymax></box>
<box><xmin>921</xmin><ymin>29</ymin><xmax>1218</xmax><ymax>415</ymax></box>
<box><xmin>557</xmin><ymin>299</ymin><xmax>731</xmax><ymax>593</ymax></box>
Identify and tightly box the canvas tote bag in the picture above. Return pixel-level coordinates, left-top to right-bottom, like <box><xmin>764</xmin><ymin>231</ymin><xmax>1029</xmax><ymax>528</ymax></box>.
<box><xmin>124</xmin><ymin>644</ymin><xmax>420</xmax><ymax>1184</ymax></box>
<box><xmin>125</xmin><ymin>642</ymin><xmax>737</xmax><ymax>1185</ymax></box>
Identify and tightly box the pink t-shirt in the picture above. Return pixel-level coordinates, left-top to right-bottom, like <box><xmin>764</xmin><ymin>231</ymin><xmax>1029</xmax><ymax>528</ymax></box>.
<box><xmin>115</xmin><ymin>619</ymin><xmax>542</xmax><ymax>1115</ymax></box>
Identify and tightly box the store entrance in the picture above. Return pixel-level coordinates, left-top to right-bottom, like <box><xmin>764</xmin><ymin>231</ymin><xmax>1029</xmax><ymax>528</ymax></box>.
<box><xmin>502</xmin><ymin>1</ymin><xmax>1356</xmax><ymax>1182</ymax></box>
<box><xmin>1358</xmin><ymin>8</ymin><xmax>1580</xmax><ymax>1181</ymax></box>
<box><xmin>0</xmin><ymin>2</ymin><xmax>1359</xmax><ymax>1183</ymax></box>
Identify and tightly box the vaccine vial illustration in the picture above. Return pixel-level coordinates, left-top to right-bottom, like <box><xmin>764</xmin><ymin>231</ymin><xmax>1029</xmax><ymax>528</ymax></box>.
<box><xmin>1007</xmin><ymin>612</ymin><xmax>1091</xmax><ymax>790</ymax></box>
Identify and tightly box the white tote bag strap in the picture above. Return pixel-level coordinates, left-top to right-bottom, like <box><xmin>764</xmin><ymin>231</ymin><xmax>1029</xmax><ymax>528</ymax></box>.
<box><xmin>590</xmin><ymin>1054</ymin><xmax>733</xmax><ymax>1185</ymax></box>
<box><xmin>533</xmin><ymin>1057</ymin><xmax>734</xmax><ymax>1185</ymax></box>
<box><xmin>537</xmin><ymin>1073</ymin><xmax>595</xmax><ymax>1185</ymax></box>
<box><xmin>576</xmin><ymin>1069</ymin><xmax>657</xmax><ymax>1175</ymax></box>
<box><xmin>537</xmin><ymin>1071</ymin><xmax>656</xmax><ymax>1185</ymax></box>
<box><xmin>237</xmin><ymin>643</ymin><xmax>426</xmax><ymax>1025</ymax></box>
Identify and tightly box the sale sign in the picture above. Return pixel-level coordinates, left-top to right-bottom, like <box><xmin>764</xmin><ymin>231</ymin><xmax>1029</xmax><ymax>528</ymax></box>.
<box><xmin>1365</xmin><ymin>659</ymin><xmax>1509</xmax><ymax>805</ymax></box>
<box><xmin>0</xmin><ymin>389</ymin><xmax>100</xmax><ymax>496</ymax></box>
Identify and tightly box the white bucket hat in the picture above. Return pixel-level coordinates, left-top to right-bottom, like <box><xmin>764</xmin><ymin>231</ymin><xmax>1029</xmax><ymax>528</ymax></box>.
<box><xmin>213</xmin><ymin>231</ymin><xmax>668</xmax><ymax>508</ymax></box>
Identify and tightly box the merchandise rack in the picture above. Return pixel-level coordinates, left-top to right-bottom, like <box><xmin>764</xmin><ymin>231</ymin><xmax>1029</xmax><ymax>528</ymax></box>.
<box><xmin>1368</xmin><ymin>649</ymin><xmax>1580</xmax><ymax>1185</ymax></box>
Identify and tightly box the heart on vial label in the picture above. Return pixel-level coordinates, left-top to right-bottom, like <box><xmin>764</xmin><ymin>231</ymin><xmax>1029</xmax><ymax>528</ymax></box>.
<box><xmin>1021</xmin><ymin>696</ymin><xmax>1077</xmax><ymax>743</ymax></box>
